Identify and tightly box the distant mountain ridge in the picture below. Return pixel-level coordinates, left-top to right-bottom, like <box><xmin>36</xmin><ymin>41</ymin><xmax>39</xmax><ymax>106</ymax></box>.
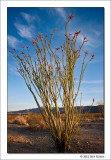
<box><xmin>8</xmin><ymin>105</ymin><xmax>103</xmax><ymax>115</ymax></box>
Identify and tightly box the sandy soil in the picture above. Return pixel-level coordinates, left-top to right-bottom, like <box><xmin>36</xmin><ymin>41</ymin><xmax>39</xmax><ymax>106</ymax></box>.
<box><xmin>7</xmin><ymin>118</ymin><xmax>104</xmax><ymax>153</ymax></box>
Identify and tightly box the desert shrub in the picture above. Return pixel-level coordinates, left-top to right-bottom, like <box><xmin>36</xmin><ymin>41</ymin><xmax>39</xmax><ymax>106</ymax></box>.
<box><xmin>9</xmin><ymin>11</ymin><xmax>95</xmax><ymax>152</ymax></box>
<box><xmin>27</xmin><ymin>112</ymin><xmax>49</xmax><ymax>131</ymax></box>
<box><xmin>7</xmin><ymin>115</ymin><xmax>17</xmax><ymax>123</ymax></box>
<box><xmin>11</xmin><ymin>115</ymin><xmax>29</xmax><ymax>126</ymax></box>
<box><xmin>98</xmin><ymin>105</ymin><xmax>104</xmax><ymax>117</ymax></box>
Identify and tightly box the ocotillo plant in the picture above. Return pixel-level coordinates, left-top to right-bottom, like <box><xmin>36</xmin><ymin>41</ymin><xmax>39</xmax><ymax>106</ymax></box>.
<box><xmin>9</xmin><ymin>11</ymin><xmax>95</xmax><ymax>153</ymax></box>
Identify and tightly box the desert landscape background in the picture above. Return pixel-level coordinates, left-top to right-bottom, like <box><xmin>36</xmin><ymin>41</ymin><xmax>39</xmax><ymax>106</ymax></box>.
<box><xmin>7</xmin><ymin>105</ymin><xmax>104</xmax><ymax>153</ymax></box>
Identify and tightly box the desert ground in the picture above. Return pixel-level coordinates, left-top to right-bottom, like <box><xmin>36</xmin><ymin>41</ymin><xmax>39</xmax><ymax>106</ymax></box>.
<box><xmin>7</xmin><ymin>113</ymin><xmax>104</xmax><ymax>153</ymax></box>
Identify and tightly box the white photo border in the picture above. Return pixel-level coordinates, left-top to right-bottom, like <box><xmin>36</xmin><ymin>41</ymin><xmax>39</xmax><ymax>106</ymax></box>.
<box><xmin>1</xmin><ymin>0</ymin><xmax>111</xmax><ymax>160</ymax></box>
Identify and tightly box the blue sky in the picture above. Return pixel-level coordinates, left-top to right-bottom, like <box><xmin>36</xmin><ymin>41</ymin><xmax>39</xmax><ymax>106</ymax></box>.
<box><xmin>7</xmin><ymin>7</ymin><xmax>104</xmax><ymax>111</ymax></box>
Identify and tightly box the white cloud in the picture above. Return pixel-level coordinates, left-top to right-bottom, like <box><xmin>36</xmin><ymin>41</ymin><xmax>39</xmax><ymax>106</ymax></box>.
<box><xmin>77</xmin><ymin>33</ymin><xmax>102</xmax><ymax>49</ymax></box>
<box><xmin>8</xmin><ymin>63</ymin><xmax>19</xmax><ymax>76</ymax></box>
<box><xmin>14</xmin><ymin>23</ymin><xmax>35</xmax><ymax>39</ymax></box>
<box><xmin>92</xmin><ymin>29</ymin><xmax>101</xmax><ymax>37</ymax></box>
<box><xmin>8</xmin><ymin>35</ymin><xmax>21</xmax><ymax>48</ymax></box>
<box><xmin>76</xmin><ymin>80</ymin><xmax>103</xmax><ymax>85</ymax></box>
<box><xmin>20</xmin><ymin>12</ymin><xmax>35</xmax><ymax>24</ymax></box>
<box><xmin>82</xmin><ymin>80</ymin><xmax>103</xmax><ymax>84</ymax></box>
<box><xmin>54</xmin><ymin>8</ymin><xmax>66</xmax><ymax>21</ymax></box>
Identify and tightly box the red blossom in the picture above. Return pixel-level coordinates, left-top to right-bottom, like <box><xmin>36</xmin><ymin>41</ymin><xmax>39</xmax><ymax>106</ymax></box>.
<box><xmin>83</xmin><ymin>35</ymin><xmax>87</xmax><ymax>41</ymax></box>
<box><xmin>21</xmin><ymin>51</ymin><xmax>24</xmax><ymax>54</ymax></box>
<box><xmin>25</xmin><ymin>45</ymin><xmax>29</xmax><ymax>48</ymax></box>
<box><xmin>17</xmin><ymin>55</ymin><xmax>19</xmax><ymax>58</ymax></box>
<box><xmin>22</xmin><ymin>46</ymin><xmax>24</xmax><ymax>48</ymax></box>
<box><xmin>45</xmin><ymin>34</ymin><xmax>47</xmax><ymax>38</ymax></box>
<box><xmin>72</xmin><ymin>34</ymin><xmax>76</xmax><ymax>40</ymax></box>
<box><xmin>53</xmin><ymin>29</ymin><xmax>57</xmax><ymax>31</ymax></box>
<box><xmin>19</xmin><ymin>69</ymin><xmax>22</xmax><ymax>72</ymax></box>
<box><xmin>75</xmin><ymin>30</ymin><xmax>81</xmax><ymax>35</ymax></box>
<box><xmin>32</xmin><ymin>40</ymin><xmax>36</xmax><ymax>45</ymax></box>
<box><xmin>69</xmin><ymin>33</ymin><xmax>72</xmax><ymax>36</ymax></box>
<box><xmin>39</xmin><ymin>33</ymin><xmax>43</xmax><ymax>36</ymax></box>
<box><xmin>34</xmin><ymin>37</ymin><xmax>38</xmax><ymax>41</ymax></box>
<box><xmin>50</xmin><ymin>71</ymin><xmax>53</xmax><ymax>74</ymax></box>
<box><xmin>13</xmin><ymin>48</ymin><xmax>15</xmax><ymax>50</ymax></box>
<box><xmin>84</xmin><ymin>40</ymin><xmax>88</xmax><ymax>43</ymax></box>
<box><xmin>83</xmin><ymin>35</ymin><xmax>88</xmax><ymax>42</ymax></box>
<box><xmin>61</xmin><ymin>46</ymin><xmax>63</xmax><ymax>52</ymax></box>
<box><xmin>91</xmin><ymin>54</ymin><xmax>95</xmax><ymax>59</ymax></box>
<box><xmin>75</xmin><ymin>50</ymin><xmax>79</xmax><ymax>53</ymax></box>
<box><xmin>93</xmin><ymin>98</ymin><xmax>94</xmax><ymax>102</ymax></box>
<box><xmin>66</xmin><ymin>35</ymin><xmax>70</xmax><ymax>40</ymax></box>
<box><xmin>9</xmin><ymin>51</ymin><xmax>12</xmax><ymax>53</ymax></box>
<box><xmin>56</xmin><ymin>48</ymin><xmax>60</xmax><ymax>50</ymax></box>
<box><xmin>79</xmin><ymin>45</ymin><xmax>82</xmax><ymax>50</ymax></box>
<box><xmin>84</xmin><ymin>50</ymin><xmax>89</xmax><ymax>56</ymax></box>
<box><xmin>68</xmin><ymin>11</ymin><xmax>74</xmax><ymax>20</ymax></box>
<box><xmin>21</xmin><ymin>58</ymin><xmax>24</xmax><ymax>61</ymax></box>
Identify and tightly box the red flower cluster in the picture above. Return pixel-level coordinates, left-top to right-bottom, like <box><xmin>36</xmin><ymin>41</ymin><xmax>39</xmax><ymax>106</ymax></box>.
<box><xmin>75</xmin><ymin>30</ymin><xmax>81</xmax><ymax>35</ymax></box>
<box><xmin>66</xmin><ymin>34</ymin><xmax>70</xmax><ymax>40</ymax></box>
<box><xmin>69</xmin><ymin>33</ymin><xmax>72</xmax><ymax>36</ymax></box>
<box><xmin>39</xmin><ymin>33</ymin><xmax>43</xmax><ymax>36</ymax></box>
<box><xmin>25</xmin><ymin>45</ymin><xmax>29</xmax><ymax>48</ymax></box>
<box><xmin>45</xmin><ymin>34</ymin><xmax>47</xmax><ymax>38</ymax></box>
<box><xmin>72</xmin><ymin>34</ymin><xmax>76</xmax><ymax>40</ymax></box>
<box><xmin>75</xmin><ymin>50</ymin><xmax>79</xmax><ymax>53</ymax></box>
<box><xmin>83</xmin><ymin>35</ymin><xmax>87</xmax><ymax>41</ymax></box>
<box><xmin>84</xmin><ymin>50</ymin><xmax>89</xmax><ymax>56</ymax></box>
<box><xmin>68</xmin><ymin>11</ymin><xmax>74</xmax><ymax>20</ymax></box>
<box><xmin>53</xmin><ymin>29</ymin><xmax>57</xmax><ymax>31</ymax></box>
<box><xmin>79</xmin><ymin>45</ymin><xmax>82</xmax><ymax>50</ymax></box>
<box><xmin>83</xmin><ymin>35</ymin><xmax>88</xmax><ymax>42</ymax></box>
<box><xmin>56</xmin><ymin>48</ymin><xmax>60</xmax><ymax>50</ymax></box>
<box><xmin>32</xmin><ymin>40</ymin><xmax>36</xmax><ymax>45</ymax></box>
<box><xmin>21</xmin><ymin>51</ymin><xmax>24</xmax><ymax>54</ymax></box>
<box><xmin>91</xmin><ymin>54</ymin><xmax>95</xmax><ymax>59</ymax></box>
